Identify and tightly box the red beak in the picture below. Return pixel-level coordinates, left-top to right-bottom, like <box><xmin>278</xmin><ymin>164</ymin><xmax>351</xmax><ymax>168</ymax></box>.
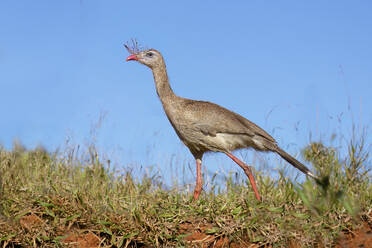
<box><xmin>126</xmin><ymin>54</ymin><xmax>138</xmax><ymax>61</ymax></box>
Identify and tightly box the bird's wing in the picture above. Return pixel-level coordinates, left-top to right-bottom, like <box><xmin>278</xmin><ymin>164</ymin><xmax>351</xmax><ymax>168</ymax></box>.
<box><xmin>182</xmin><ymin>99</ymin><xmax>276</xmax><ymax>143</ymax></box>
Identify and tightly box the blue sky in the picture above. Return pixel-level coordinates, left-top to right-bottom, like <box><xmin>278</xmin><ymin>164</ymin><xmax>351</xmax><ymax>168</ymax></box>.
<box><xmin>0</xmin><ymin>1</ymin><xmax>371</xmax><ymax>181</ymax></box>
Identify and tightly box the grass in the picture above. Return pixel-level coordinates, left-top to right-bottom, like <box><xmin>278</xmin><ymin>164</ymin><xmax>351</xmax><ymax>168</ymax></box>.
<box><xmin>0</xmin><ymin>133</ymin><xmax>371</xmax><ymax>247</ymax></box>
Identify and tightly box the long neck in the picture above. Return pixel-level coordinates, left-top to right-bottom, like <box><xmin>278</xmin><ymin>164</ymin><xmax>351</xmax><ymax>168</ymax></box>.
<box><xmin>151</xmin><ymin>61</ymin><xmax>176</xmax><ymax>102</ymax></box>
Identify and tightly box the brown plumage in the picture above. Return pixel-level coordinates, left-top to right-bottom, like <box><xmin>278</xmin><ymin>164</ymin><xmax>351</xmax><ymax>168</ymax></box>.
<box><xmin>125</xmin><ymin>43</ymin><xmax>317</xmax><ymax>201</ymax></box>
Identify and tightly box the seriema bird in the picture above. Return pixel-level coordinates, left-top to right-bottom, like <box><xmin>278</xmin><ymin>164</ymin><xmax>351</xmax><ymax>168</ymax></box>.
<box><xmin>125</xmin><ymin>42</ymin><xmax>318</xmax><ymax>201</ymax></box>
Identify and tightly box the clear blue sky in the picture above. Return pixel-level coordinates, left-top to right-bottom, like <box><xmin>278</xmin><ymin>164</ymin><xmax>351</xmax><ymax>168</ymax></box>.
<box><xmin>1</xmin><ymin>1</ymin><xmax>371</xmax><ymax>180</ymax></box>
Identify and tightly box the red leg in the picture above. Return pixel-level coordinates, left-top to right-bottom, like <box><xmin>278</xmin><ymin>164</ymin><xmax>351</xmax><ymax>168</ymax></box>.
<box><xmin>193</xmin><ymin>159</ymin><xmax>203</xmax><ymax>200</ymax></box>
<box><xmin>225</xmin><ymin>152</ymin><xmax>261</xmax><ymax>201</ymax></box>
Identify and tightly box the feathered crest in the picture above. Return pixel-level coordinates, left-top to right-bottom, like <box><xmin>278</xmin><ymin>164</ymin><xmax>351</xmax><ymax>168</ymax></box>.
<box><xmin>124</xmin><ymin>39</ymin><xmax>145</xmax><ymax>54</ymax></box>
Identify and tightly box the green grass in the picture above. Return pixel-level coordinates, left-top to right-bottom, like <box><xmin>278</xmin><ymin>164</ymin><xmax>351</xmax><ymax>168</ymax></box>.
<box><xmin>0</xmin><ymin>134</ymin><xmax>371</xmax><ymax>247</ymax></box>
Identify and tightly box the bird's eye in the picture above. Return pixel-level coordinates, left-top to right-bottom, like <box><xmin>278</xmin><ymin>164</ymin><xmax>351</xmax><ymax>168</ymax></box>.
<box><xmin>146</xmin><ymin>52</ymin><xmax>154</xmax><ymax>57</ymax></box>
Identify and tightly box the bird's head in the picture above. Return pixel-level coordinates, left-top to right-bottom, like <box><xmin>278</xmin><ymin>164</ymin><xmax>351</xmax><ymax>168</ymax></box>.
<box><xmin>126</xmin><ymin>49</ymin><xmax>163</xmax><ymax>68</ymax></box>
<box><xmin>125</xmin><ymin>40</ymin><xmax>163</xmax><ymax>69</ymax></box>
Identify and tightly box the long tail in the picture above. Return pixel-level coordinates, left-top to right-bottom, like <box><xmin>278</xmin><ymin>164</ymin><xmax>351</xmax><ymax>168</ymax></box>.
<box><xmin>275</xmin><ymin>147</ymin><xmax>318</xmax><ymax>180</ymax></box>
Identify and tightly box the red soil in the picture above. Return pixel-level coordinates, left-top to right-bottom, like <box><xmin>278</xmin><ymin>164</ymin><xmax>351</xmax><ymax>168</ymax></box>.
<box><xmin>15</xmin><ymin>213</ymin><xmax>372</xmax><ymax>247</ymax></box>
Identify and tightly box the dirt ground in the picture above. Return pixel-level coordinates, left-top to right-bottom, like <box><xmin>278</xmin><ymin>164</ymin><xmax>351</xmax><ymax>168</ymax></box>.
<box><xmin>14</xmin><ymin>213</ymin><xmax>372</xmax><ymax>247</ymax></box>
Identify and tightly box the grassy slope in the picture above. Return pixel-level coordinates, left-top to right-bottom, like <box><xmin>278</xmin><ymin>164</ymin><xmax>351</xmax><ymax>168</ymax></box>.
<box><xmin>0</xmin><ymin>137</ymin><xmax>371</xmax><ymax>247</ymax></box>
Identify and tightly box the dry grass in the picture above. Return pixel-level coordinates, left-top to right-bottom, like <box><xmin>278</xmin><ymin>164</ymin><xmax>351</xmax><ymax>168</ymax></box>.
<box><xmin>0</xmin><ymin>133</ymin><xmax>371</xmax><ymax>247</ymax></box>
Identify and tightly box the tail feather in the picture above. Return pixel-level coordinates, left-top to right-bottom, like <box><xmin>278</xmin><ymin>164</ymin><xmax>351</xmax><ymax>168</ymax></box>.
<box><xmin>275</xmin><ymin>147</ymin><xmax>318</xmax><ymax>180</ymax></box>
